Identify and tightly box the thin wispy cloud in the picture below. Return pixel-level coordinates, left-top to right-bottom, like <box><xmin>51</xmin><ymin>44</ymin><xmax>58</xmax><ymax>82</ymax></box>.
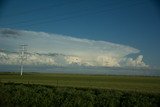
<box><xmin>0</xmin><ymin>28</ymin><xmax>148</xmax><ymax>67</ymax></box>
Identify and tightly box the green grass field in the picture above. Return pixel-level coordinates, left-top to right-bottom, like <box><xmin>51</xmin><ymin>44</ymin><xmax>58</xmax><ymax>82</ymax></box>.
<box><xmin>0</xmin><ymin>72</ymin><xmax>160</xmax><ymax>93</ymax></box>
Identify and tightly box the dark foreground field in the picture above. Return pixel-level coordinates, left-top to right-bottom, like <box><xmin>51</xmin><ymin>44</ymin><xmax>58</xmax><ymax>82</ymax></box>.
<box><xmin>0</xmin><ymin>72</ymin><xmax>160</xmax><ymax>107</ymax></box>
<box><xmin>0</xmin><ymin>83</ymin><xmax>160</xmax><ymax>107</ymax></box>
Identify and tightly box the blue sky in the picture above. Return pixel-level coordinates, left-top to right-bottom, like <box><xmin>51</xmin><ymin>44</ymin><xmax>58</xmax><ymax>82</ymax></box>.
<box><xmin>0</xmin><ymin>0</ymin><xmax>160</xmax><ymax>68</ymax></box>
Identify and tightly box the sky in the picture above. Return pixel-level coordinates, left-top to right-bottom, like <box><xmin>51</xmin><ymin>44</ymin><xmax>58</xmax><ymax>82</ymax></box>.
<box><xmin>0</xmin><ymin>0</ymin><xmax>160</xmax><ymax>68</ymax></box>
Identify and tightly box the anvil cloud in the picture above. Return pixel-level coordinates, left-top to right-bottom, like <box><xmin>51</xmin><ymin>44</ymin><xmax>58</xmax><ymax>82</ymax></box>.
<box><xmin>0</xmin><ymin>28</ymin><xmax>148</xmax><ymax>67</ymax></box>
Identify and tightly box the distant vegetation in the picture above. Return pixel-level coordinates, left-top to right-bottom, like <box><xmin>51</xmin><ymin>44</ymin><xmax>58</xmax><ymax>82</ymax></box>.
<box><xmin>0</xmin><ymin>83</ymin><xmax>160</xmax><ymax>107</ymax></box>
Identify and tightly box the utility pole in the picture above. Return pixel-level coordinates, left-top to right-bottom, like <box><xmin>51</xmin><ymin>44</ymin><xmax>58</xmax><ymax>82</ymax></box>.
<box><xmin>19</xmin><ymin>45</ymin><xmax>28</xmax><ymax>76</ymax></box>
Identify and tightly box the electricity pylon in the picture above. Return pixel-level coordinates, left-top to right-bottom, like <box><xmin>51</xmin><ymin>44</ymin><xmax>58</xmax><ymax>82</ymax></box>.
<box><xmin>19</xmin><ymin>45</ymin><xmax>28</xmax><ymax>76</ymax></box>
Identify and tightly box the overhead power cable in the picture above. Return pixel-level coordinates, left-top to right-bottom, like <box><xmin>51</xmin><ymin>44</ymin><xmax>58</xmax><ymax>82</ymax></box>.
<box><xmin>1</xmin><ymin>0</ymin><xmax>145</xmax><ymax>28</ymax></box>
<box><xmin>12</xmin><ymin>1</ymin><xmax>145</xmax><ymax>28</ymax></box>
<box><xmin>2</xmin><ymin>0</ymin><xmax>85</xmax><ymax>19</ymax></box>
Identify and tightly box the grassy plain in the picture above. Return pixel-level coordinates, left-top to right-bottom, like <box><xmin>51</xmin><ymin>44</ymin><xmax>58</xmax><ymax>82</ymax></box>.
<box><xmin>0</xmin><ymin>72</ymin><xmax>160</xmax><ymax>93</ymax></box>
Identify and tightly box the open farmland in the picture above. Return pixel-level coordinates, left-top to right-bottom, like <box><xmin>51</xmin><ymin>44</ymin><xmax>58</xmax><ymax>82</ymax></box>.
<box><xmin>0</xmin><ymin>72</ymin><xmax>160</xmax><ymax>107</ymax></box>
<box><xmin>0</xmin><ymin>72</ymin><xmax>160</xmax><ymax>93</ymax></box>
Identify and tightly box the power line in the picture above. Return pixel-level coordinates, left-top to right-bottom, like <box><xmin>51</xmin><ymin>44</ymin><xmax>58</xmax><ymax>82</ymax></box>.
<box><xmin>1</xmin><ymin>0</ymin><xmax>146</xmax><ymax>28</ymax></box>
<box><xmin>0</xmin><ymin>0</ymin><xmax>139</xmax><ymax>26</ymax></box>
<box><xmin>1</xmin><ymin>0</ymin><xmax>85</xmax><ymax>19</ymax></box>
<box><xmin>11</xmin><ymin>1</ymin><xmax>146</xmax><ymax>28</ymax></box>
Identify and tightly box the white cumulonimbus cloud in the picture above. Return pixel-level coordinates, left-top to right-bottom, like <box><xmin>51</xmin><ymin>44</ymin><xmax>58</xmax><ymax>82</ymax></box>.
<box><xmin>0</xmin><ymin>28</ymin><xmax>149</xmax><ymax>68</ymax></box>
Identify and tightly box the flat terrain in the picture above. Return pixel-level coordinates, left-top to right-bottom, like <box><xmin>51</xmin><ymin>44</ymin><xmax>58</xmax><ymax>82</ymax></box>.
<box><xmin>0</xmin><ymin>72</ymin><xmax>160</xmax><ymax>93</ymax></box>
